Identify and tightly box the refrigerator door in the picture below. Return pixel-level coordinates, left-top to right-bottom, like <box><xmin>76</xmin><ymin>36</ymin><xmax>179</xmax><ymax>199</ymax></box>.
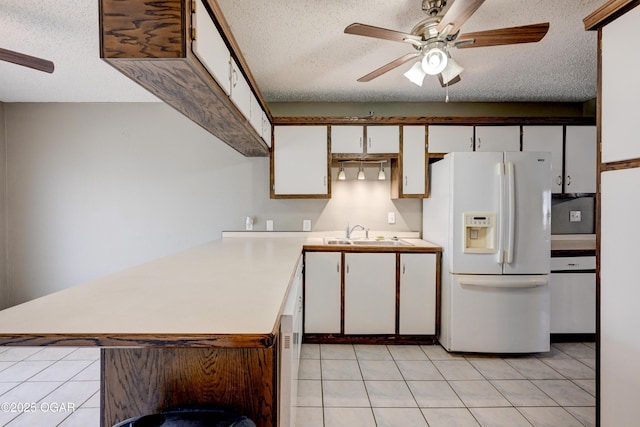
<box><xmin>445</xmin><ymin>274</ymin><xmax>550</xmax><ymax>353</ymax></box>
<box><xmin>449</xmin><ymin>152</ymin><xmax>504</xmax><ymax>275</ymax></box>
<box><xmin>502</xmin><ymin>152</ymin><xmax>551</xmax><ymax>275</ymax></box>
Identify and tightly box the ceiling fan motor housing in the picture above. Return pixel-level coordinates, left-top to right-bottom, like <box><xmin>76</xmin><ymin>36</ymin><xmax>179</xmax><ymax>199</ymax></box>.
<box><xmin>422</xmin><ymin>0</ymin><xmax>446</xmax><ymax>16</ymax></box>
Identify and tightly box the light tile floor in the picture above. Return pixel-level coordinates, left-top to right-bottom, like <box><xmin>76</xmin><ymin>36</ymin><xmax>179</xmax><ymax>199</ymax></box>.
<box><xmin>0</xmin><ymin>347</ymin><xmax>100</xmax><ymax>427</ymax></box>
<box><xmin>296</xmin><ymin>342</ymin><xmax>596</xmax><ymax>427</ymax></box>
<box><xmin>0</xmin><ymin>342</ymin><xmax>596</xmax><ymax>427</ymax></box>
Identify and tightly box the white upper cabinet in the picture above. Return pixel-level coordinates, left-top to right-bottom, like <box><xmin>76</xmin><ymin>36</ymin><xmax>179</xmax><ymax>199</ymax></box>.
<box><xmin>229</xmin><ymin>59</ymin><xmax>252</xmax><ymax>120</ymax></box>
<box><xmin>367</xmin><ymin>126</ymin><xmax>400</xmax><ymax>153</ymax></box>
<box><xmin>523</xmin><ymin>126</ymin><xmax>564</xmax><ymax>194</ymax></box>
<box><xmin>273</xmin><ymin>126</ymin><xmax>328</xmax><ymax>196</ymax></box>
<box><xmin>565</xmin><ymin>126</ymin><xmax>597</xmax><ymax>194</ymax></box>
<box><xmin>402</xmin><ymin>126</ymin><xmax>427</xmax><ymax>196</ymax></box>
<box><xmin>331</xmin><ymin>126</ymin><xmax>364</xmax><ymax>153</ymax></box>
<box><xmin>475</xmin><ymin>126</ymin><xmax>520</xmax><ymax>152</ymax></box>
<box><xmin>191</xmin><ymin>0</ymin><xmax>231</xmax><ymax>95</ymax></box>
<box><xmin>261</xmin><ymin>111</ymin><xmax>272</xmax><ymax>148</ymax></box>
<box><xmin>428</xmin><ymin>126</ymin><xmax>474</xmax><ymax>153</ymax></box>
<box><xmin>249</xmin><ymin>94</ymin><xmax>263</xmax><ymax>136</ymax></box>
<box><xmin>331</xmin><ymin>126</ymin><xmax>399</xmax><ymax>154</ymax></box>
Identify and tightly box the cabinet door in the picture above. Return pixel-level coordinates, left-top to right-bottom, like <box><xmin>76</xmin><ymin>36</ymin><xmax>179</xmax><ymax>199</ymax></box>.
<box><xmin>230</xmin><ymin>59</ymin><xmax>251</xmax><ymax>119</ymax></box>
<box><xmin>367</xmin><ymin>126</ymin><xmax>400</xmax><ymax>153</ymax></box>
<box><xmin>400</xmin><ymin>253</ymin><xmax>436</xmax><ymax>335</ymax></box>
<box><xmin>331</xmin><ymin>126</ymin><xmax>364</xmax><ymax>153</ymax></box>
<box><xmin>402</xmin><ymin>126</ymin><xmax>427</xmax><ymax>196</ymax></box>
<box><xmin>565</xmin><ymin>126</ymin><xmax>597</xmax><ymax>193</ymax></box>
<box><xmin>304</xmin><ymin>252</ymin><xmax>342</xmax><ymax>334</ymax></box>
<box><xmin>192</xmin><ymin>0</ymin><xmax>231</xmax><ymax>95</ymax></box>
<box><xmin>475</xmin><ymin>126</ymin><xmax>520</xmax><ymax>151</ymax></box>
<box><xmin>249</xmin><ymin>94</ymin><xmax>263</xmax><ymax>135</ymax></box>
<box><xmin>427</xmin><ymin>125</ymin><xmax>474</xmax><ymax>153</ymax></box>
<box><xmin>344</xmin><ymin>253</ymin><xmax>396</xmax><ymax>334</ymax></box>
<box><xmin>273</xmin><ymin>126</ymin><xmax>328</xmax><ymax>196</ymax></box>
<box><xmin>522</xmin><ymin>126</ymin><xmax>564</xmax><ymax>194</ymax></box>
<box><xmin>550</xmin><ymin>272</ymin><xmax>596</xmax><ymax>333</ymax></box>
<box><xmin>261</xmin><ymin>111</ymin><xmax>271</xmax><ymax>147</ymax></box>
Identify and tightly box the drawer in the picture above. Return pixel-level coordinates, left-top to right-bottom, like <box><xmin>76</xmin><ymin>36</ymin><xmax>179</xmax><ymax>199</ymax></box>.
<box><xmin>551</xmin><ymin>256</ymin><xmax>596</xmax><ymax>271</ymax></box>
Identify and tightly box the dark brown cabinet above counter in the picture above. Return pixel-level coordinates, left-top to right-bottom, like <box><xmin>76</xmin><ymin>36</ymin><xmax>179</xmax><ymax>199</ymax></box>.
<box><xmin>99</xmin><ymin>0</ymin><xmax>270</xmax><ymax>157</ymax></box>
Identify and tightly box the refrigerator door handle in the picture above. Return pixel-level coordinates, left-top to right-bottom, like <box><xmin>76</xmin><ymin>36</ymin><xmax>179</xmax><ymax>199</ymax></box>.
<box><xmin>506</xmin><ymin>161</ymin><xmax>516</xmax><ymax>264</ymax></box>
<box><xmin>497</xmin><ymin>162</ymin><xmax>505</xmax><ymax>265</ymax></box>
<box><xmin>459</xmin><ymin>277</ymin><xmax>549</xmax><ymax>288</ymax></box>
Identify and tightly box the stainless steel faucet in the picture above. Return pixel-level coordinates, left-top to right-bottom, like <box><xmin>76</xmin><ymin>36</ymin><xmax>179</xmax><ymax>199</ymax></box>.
<box><xmin>346</xmin><ymin>224</ymin><xmax>367</xmax><ymax>239</ymax></box>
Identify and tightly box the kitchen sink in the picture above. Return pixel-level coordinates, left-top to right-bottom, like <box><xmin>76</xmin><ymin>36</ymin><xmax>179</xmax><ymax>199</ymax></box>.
<box><xmin>351</xmin><ymin>239</ymin><xmax>413</xmax><ymax>246</ymax></box>
<box><xmin>322</xmin><ymin>237</ymin><xmax>413</xmax><ymax>246</ymax></box>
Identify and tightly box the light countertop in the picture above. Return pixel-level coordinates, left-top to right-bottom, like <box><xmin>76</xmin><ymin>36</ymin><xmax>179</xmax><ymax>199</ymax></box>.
<box><xmin>0</xmin><ymin>234</ymin><xmax>441</xmax><ymax>348</ymax></box>
<box><xmin>0</xmin><ymin>237</ymin><xmax>307</xmax><ymax>346</ymax></box>
<box><xmin>551</xmin><ymin>234</ymin><xmax>596</xmax><ymax>252</ymax></box>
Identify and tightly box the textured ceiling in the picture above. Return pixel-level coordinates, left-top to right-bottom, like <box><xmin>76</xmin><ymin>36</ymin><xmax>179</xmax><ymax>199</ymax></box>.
<box><xmin>0</xmin><ymin>0</ymin><xmax>606</xmax><ymax>104</ymax></box>
<box><xmin>218</xmin><ymin>0</ymin><xmax>606</xmax><ymax>103</ymax></box>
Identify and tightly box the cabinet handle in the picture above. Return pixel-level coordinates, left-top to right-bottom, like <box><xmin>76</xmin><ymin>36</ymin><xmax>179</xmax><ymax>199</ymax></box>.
<box><xmin>346</xmin><ymin>264</ymin><xmax>350</xmax><ymax>274</ymax></box>
<box><xmin>566</xmin><ymin>175</ymin><xmax>572</xmax><ymax>186</ymax></box>
<box><xmin>477</xmin><ymin>138</ymin><xmax>481</xmax><ymax>149</ymax></box>
<box><xmin>368</xmin><ymin>137</ymin><xmax>371</xmax><ymax>149</ymax></box>
<box><xmin>469</xmin><ymin>137</ymin><xmax>473</xmax><ymax>149</ymax></box>
<box><xmin>555</xmin><ymin>176</ymin><xmax>563</xmax><ymax>185</ymax></box>
<box><xmin>404</xmin><ymin>176</ymin><xmax>408</xmax><ymax>187</ymax></box>
<box><xmin>231</xmin><ymin>67</ymin><xmax>237</xmax><ymax>88</ymax></box>
<box><xmin>359</xmin><ymin>137</ymin><xmax>363</xmax><ymax>149</ymax></box>
<box><xmin>337</xmin><ymin>262</ymin><xmax>340</xmax><ymax>273</ymax></box>
<box><xmin>402</xmin><ymin>264</ymin><xmax>406</xmax><ymax>274</ymax></box>
<box><xmin>323</xmin><ymin>176</ymin><xmax>327</xmax><ymax>187</ymax></box>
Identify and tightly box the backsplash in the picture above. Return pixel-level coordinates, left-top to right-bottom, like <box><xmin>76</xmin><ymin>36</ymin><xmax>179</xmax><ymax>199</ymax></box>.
<box><xmin>551</xmin><ymin>196</ymin><xmax>595</xmax><ymax>234</ymax></box>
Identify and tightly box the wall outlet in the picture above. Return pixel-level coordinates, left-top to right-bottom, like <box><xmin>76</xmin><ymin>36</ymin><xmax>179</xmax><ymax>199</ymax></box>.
<box><xmin>245</xmin><ymin>216</ymin><xmax>254</xmax><ymax>230</ymax></box>
<box><xmin>569</xmin><ymin>210</ymin><xmax>582</xmax><ymax>222</ymax></box>
<box><xmin>387</xmin><ymin>212</ymin><xmax>396</xmax><ymax>224</ymax></box>
<box><xmin>303</xmin><ymin>219</ymin><xmax>311</xmax><ymax>231</ymax></box>
<box><xmin>266</xmin><ymin>219</ymin><xmax>274</xmax><ymax>231</ymax></box>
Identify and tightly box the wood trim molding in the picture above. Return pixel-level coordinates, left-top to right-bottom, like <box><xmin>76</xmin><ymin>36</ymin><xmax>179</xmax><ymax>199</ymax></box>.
<box><xmin>273</xmin><ymin>116</ymin><xmax>596</xmax><ymax>126</ymax></box>
<box><xmin>584</xmin><ymin>0</ymin><xmax>640</xmax><ymax>30</ymax></box>
<box><xmin>601</xmin><ymin>158</ymin><xmax>640</xmax><ymax>172</ymax></box>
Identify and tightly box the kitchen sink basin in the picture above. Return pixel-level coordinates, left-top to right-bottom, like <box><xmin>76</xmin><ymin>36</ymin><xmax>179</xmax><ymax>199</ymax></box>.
<box><xmin>351</xmin><ymin>239</ymin><xmax>413</xmax><ymax>246</ymax></box>
<box><xmin>322</xmin><ymin>237</ymin><xmax>413</xmax><ymax>246</ymax></box>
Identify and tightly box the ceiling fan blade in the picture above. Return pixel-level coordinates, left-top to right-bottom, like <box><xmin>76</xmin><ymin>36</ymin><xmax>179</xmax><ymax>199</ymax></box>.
<box><xmin>345</xmin><ymin>23</ymin><xmax>422</xmax><ymax>43</ymax></box>
<box><xmin>456</xmin><ymin>23</ymin><xmax>550</xmax><ymax>49</ymax></box>
<box><xmin>357</xmin><ymin>52</ymin><xmax>420</xmax><ymax>82</ymax></box>
<box><xmin>0</xmin><ymin>47</ymin><xmax>54</xmax><ymax>73</ymax></box>
<box><xmin>437</xmin><ymin>0</ymin><xmax>486</xmax><ymax>35</ymax></box>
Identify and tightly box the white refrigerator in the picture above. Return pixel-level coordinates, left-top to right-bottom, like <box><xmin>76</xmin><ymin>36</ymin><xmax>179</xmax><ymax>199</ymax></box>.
<box><xmin>423</xmin><ymin>151</ymin><xmax>551</xmax><ymax>353</ymax></box>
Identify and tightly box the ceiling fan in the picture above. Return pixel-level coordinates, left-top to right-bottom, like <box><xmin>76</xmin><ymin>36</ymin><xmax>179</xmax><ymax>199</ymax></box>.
<box><xmin>0</xmin><ymin>47</ymin><xmax>54</xmax><ymax>73</ymax></box>
<box><xmin>344</xmin><ymin>0</ymin><xmax>549</xmax><ymax>87</ymax></box>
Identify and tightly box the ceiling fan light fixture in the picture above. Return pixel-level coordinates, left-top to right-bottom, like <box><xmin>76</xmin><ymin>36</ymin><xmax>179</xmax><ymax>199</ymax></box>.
<box><xmin>422</xmin><ymin>47</ymin><xmax>448</xmax><ymax>75</ymax></box>
<box><xmin>404</xmin><ymin>61</ymin><xmax>426</xmax><ymax>86</ymax></box>
<box><xmin>440</xmin><ymin>56</ymin><xmax>464</xmax><ymax>85</ymax></box>
<box><xmin>338</xmin><ymin>165</ymin><xmax>346</xmax><ymax>181</ymax></box>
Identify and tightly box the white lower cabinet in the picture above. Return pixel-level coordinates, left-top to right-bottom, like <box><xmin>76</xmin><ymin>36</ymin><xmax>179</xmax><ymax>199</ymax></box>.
<box><xmin>304</xmin><ymin>252</ymin><xmax>341</xmax><ymax>334</ymax></box>
<box><xmin>400</xmin><ymin>253</ymin><xmax>437</xmax><ymax>335</ymax></box>
<box><xmin>550</xmin><ymin>256</ymin><xmax>596</xmax><ymax>334</ymax></box>
<box><xmin>344</xmin><ymin>253</ymin><xmax>396</xmax><ymax>334</ymax></box>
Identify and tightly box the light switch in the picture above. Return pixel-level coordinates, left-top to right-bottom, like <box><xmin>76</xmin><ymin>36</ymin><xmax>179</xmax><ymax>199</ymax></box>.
<box><xmin>303</xmin><ymin>219</ymin><xmax>311</xmax><ymax>231</ymax></box>
<box><xmin>569</xmin><ymin>210</ymin><xmax>582</xmax><ymax>222</ymax></box>
<box><xmin>266</xmin><ymin>220</ymin><xmax>274</xmax><ymax>231</ymax></box>
<box><xmin>388</xmin><ymin>212</ymin><xmax>396</xmax><ymax>224</ymax></box>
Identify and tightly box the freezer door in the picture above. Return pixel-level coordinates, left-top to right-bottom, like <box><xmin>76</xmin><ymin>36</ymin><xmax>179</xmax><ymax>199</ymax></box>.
<box><xmin>449</xmin><ymin>152</ymin><xmax>503</xmax><ymax>275</ymax></box>
<box><xmin>502</xmin><ymin>152</ymin><xmax>551</xmax><ymax>275</ymax></box>
<box><xmin>445</xmin><ymin>274</ymin><xmax>550</xmax><ymax>353</ymax></box>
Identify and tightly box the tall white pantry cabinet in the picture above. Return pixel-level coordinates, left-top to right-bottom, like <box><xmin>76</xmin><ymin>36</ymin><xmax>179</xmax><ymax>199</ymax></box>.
<box><xmin>586</xmin><ymin>2</ymin><xmax>640</xmax><ymax>426</ymax></box>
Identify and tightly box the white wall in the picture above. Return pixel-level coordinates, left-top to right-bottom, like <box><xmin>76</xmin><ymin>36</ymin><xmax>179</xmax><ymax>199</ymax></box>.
<box><xmin>0</xmin><ymin>103</ymin><xmax>6</xmax><ymax>309</ymax></box>
<box><xmin>2</xmin><ymin>103</ymin><xmax>420</xmax><ymax>308</ymax></box>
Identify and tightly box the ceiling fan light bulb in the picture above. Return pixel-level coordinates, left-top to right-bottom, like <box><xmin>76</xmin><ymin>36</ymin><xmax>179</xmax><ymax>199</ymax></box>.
<box><xmin>440</xmin><ymin>57</ymin><xmax>464</xmax><ymax>84</ymax></box>
<box><xmin>422</xmin><ymin>48</ymin><xmax>448</xmax><ymax>75</ymax></box>
<box><xmin>404</xmin><ymin>61</ymin><xmax>426</xmax><ymax>86</ymax></box>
